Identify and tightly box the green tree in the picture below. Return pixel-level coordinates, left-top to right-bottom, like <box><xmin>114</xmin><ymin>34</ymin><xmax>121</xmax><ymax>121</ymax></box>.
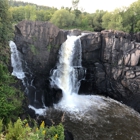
<box><xmin>71</xmin><ymin>9</ymin><xmax>82</xmax><ymax>27</ymax></box>
<box><xmin>0</xmin><ymin>0</ymin><xmax>13</xmax><ymax>44</ymax></box>
<box><xmin>123</xmin><ymin>0</ymin><xmax>140</xmax><ymax>33</ymax></box>
<box><xmin>50</xmin><ymin>9</ymin><xmax>75</xmax><ymax>28</ymax></box>
<box><xmin>121</xmin><ymin>7</ymin><xmax>135</xmax><ymax>33</ymax></box>
<box><xmin>102</xmin><ymin>9</ymin><xmax>123</xmax><ymax>31</ymax></box>
<box><xmin>25</xmin><ymin>5</ymin><xmax>36</xmax><ymax>21</ymax></box>
<box><xmin>92</xmin><ymin>10</ymin><xmax>106</xmax><ymax>31</ymax></box>
<box><xmin>36</xmin><ymin>10</ymin><xmax>52</xmax><ymax>21</ymax></box>
<box><xmin>102</xmin><ymin>12</ymin><xmax>111</xmax><ymax>29</ymax></box>
<box><xmin>0</xmin><ymin>64</ymin><xmax>23</xmax><ymax>123</ymax></box>
<box><xmin>9</xmin><ymin>6</ymin><xmax>25</xmax><ymax>23</ymax></box>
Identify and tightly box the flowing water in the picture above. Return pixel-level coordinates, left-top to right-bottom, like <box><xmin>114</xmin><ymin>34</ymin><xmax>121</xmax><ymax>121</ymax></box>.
<box><xmin>10</xmin><ymin>36</ymin><xmax>140</xmax><ymax>140</ymax></box>
<box><xmin>9</xmin><ymin>41</ymin><xmax>25</xmax><ymax>80</ymax></box>
<box><xmin>9</xmin><ymin>41</ymin><xmax>47</xmax><ymax>112</ymax></box>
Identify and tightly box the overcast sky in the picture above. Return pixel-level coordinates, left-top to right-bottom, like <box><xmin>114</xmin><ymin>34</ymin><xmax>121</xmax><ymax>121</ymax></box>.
<box><xmin>16</xmin><ymin>0</ymin><xmax>137</xmax><ymax>13</ymax></box>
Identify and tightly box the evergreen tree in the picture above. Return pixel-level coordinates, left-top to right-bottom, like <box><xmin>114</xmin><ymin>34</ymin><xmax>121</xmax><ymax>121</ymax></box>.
<box><xmin>0</xmin><ymin>0</ymin><xmax>13</xmax><ymax>45</ymax></box>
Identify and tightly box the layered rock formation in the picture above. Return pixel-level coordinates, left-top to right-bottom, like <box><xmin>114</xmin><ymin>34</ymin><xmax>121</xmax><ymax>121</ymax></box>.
<box><xmin>14</xmin><ymin>20</ymin><xmax>140</xmax><ymax>112</ymax></box>
<box><xmin>81</xmin><ymin>30</ymin><xmax>140</xmax><ymax>112</ymax></box>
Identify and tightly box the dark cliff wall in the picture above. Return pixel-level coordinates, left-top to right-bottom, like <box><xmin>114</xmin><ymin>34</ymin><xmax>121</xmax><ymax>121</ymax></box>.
<box><xmin>81</xmin><ymin>30</ymin><xmax>140</xmax><ymax>112</ymax></box>
<box><xmin>14</xmin><ymin>20</ymin><xmax>67</xmax><ymax>106</ymax></box>
<box><xmin>14</xmin><ymin>20</ymin><xmax>66</xmax><ymax>77</ymax></box>
<box><xmin>14</xmin><ymin>21</ymin><xmax>140</xmax><ymax>112</ymax></box>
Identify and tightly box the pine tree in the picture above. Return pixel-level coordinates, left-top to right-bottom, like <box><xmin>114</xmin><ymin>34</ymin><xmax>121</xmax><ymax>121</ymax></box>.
<box><xmin>0</xmin><ymin>0</ymin><xmax>12</xmax><ymax>45</ymax></box>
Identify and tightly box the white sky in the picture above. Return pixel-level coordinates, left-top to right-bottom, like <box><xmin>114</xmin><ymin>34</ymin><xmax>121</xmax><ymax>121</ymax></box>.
<box><xmin>16</xmin><ymin>0</ymin><xmax>137</xmax><ymax>13</ymax></box>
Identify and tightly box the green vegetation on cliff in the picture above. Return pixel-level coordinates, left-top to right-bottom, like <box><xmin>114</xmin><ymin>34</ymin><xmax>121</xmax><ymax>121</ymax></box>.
<box><xmin>8</xmin><ymin>0</ymin><xmax>140</xmax><ymax>33</ymax></box>
<box><xmin>0</xmin><ymin>0</ymin><xmax>24</xmax><ymax>124</ymax></box>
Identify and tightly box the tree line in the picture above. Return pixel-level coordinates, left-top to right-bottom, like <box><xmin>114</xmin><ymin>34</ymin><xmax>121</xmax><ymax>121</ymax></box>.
<box><xmin>8</xmin><ymin>0</ymin><xmax>140</xmax><ymax>33</ymax></box>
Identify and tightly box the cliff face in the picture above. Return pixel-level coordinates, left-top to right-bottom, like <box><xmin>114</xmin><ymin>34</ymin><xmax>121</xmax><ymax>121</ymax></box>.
<box><xmin>81</xmin><ymin>31</ymin><xmax>140</xmax><ymax>112</ymax></box>
<box><xmin>14</xmin><ymin>20</ymin><xmax>140</xmax><ymax>112</ymax></box>
<box><xmin>14</xmin><ymin>20</ymin><xmax>66</xmax><ymax>76</ymax></box>
<box><xmin>14</xmin><ymin>20</ymin><xmax>67</xmax><ymax>106</ymax></box>
<box><xmin>102</xmin><ymin>30</ymin><xmax>140</xmax><ymax>112</ymax></box>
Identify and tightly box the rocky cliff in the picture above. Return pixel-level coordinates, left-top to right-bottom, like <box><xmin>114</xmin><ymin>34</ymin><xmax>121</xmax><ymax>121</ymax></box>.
<box><xmin>14</xmin><ymin>20</ymin><xmax>68</xmax><ymax>106</ymax></box>
<box><xmin>14</xmin><ymin>20</ymin><xmax>140</xmax><ymax>112</ymax></box>
<box><xmin>81</xmin><ymin>30</ymin><xmax>140</xmax><ymax>112</ymax></box>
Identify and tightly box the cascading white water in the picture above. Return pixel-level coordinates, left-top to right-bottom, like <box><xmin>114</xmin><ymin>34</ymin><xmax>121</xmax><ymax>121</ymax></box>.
<box><xmin>50</xmin><ymin>36</ymin><xmax>83</xmax><ymax>95</ymax></box>
<box><xmin>50</xmin><ymin>35</ymin><xmax>107</xmax><ymax>112</ymax></box>
<box><xmin>9</xmin><ymin>41</ymin><xmax>25</xmax><ymax>80</ymax></box>
<box><xmin>9</xmin><ymin>41</ymin><xmax>47</xmax><ymax>115</ymax></box>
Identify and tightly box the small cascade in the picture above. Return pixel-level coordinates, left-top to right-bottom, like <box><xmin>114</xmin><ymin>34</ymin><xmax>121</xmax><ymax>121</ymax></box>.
<box><xmin>9</xmin><ymin>41</ymin><xmax>25</xmax><ymax>80</ymax></box>
<box><xmin>9</xmin><ymin>41</ymin><xmax>47</xmax><ymax>115</ymax></box>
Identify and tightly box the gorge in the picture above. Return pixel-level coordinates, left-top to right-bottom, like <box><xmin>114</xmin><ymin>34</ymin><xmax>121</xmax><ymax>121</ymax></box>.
<box><xmin>10</xmin><ymin>20</ymin><xmax>140</xmax><ymax>139</ymax></box>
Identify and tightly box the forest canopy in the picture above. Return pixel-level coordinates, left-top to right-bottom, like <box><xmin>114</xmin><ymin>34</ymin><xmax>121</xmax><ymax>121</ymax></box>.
<box><xmin>8</xmin><ymin>0</ymin><xmax>140</xmax><ymax>33</ymax></box>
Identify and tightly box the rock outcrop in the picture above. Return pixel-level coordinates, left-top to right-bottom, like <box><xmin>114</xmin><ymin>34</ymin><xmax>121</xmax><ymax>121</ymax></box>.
<box><xmin>14</xmin><ymin>20</ymin><xmax>66</xmax><ymax>76</ymax></box>
<box><xmin>14</xmin><ymin>20</ymin><xmax>67</xmax><ymax>106</ymax></box>
<box><xmin>81</xmin><ymin>30</ymin><xmax>140</xmax><ymax>112</ymax></box>
<box><xmin>14</xmin><ymin>20</ymin><xmax>140</xmax><ymax>112</ymax></box>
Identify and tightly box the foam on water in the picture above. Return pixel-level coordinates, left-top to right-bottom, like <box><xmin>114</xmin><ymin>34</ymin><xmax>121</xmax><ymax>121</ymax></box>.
<box><xmin>28</xmin><ymin>105</ymin><xmax>47</xmax><ymax>116</ymax></box>
<box><xmin>54</xmin><ymin>94</ymin><xmax>108</xmax><ymax>113</ymax></box>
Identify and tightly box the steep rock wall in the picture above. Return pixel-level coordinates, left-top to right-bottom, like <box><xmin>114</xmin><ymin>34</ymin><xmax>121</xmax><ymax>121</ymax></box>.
<box><xmin>14</xmin><ymin>21</ymin><xmax>140</xmax><ymax>112</ymax></box>
<box><xmin>14</xmin><ymin>20</ymin><xmax>67</xmax><ymax>106</ymax></box>
<box><xmin>80</xmin><ymin>30</ymin><xmax>140</xmax><ymax>112</ymax></box>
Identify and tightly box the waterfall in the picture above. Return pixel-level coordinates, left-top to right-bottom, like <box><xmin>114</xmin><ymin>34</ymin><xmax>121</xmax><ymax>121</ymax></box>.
<box><xmin>9</xmin><ymin>41</ymin><xmax>25</xmax><ymax>80</ymax></box>
<box><xmin>9</xmin><ymin>37</ymin><xmax>106</xmax><ymax>115</ymax></box>
<box><xmin>50</xmin><ymin>35</ymin><xmax>106</xmax><ymax>112</ymax></box>
<box><xmin>50</xmin><ymin>36</ymin><xmax>85</xmax><ymax>96</ymax></box>
<box><xmin>9</xmin><ymin>37</ymin><xmax>140</xmax><ymax>140</ymax></box>
<box><xmin>9</xmin><ymin>41</ymin><xmax>47</xmax><ymax>115</ymax></box>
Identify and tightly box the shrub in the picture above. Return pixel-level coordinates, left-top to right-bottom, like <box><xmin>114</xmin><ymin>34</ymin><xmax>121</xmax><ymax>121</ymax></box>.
<box><xmin>0</xmin><ymin>118</ymin><xmax>65</xmax><ymax>140</ymax></box>
<box><xmin>0</xmin><ymin>64</ymin><xmax>24</xmax><ymax>124</ymax></box>
<box><xmin>6</xmin><ymin>119</ymin><xmax>31</xmax><ymax>140</ymax></box>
